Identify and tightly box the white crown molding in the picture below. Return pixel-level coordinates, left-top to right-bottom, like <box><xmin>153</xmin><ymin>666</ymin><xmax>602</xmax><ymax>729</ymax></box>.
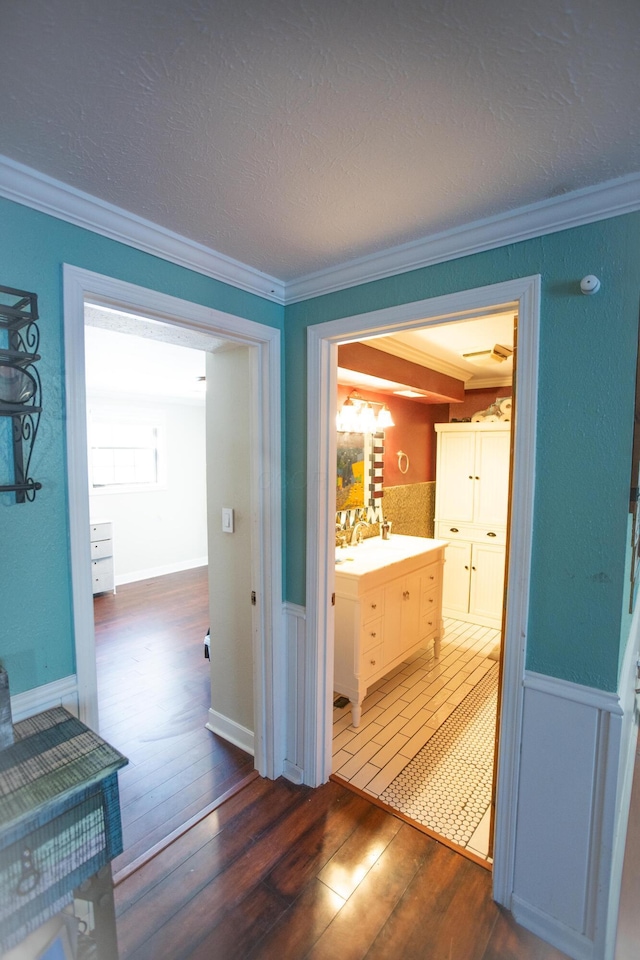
<box><xmin>0</xmin><ymin>154</ymin><xmax>286</xmax><ymax>305</ymax></box>
<box><xmin>2</xmin><ymin>154</ymin><xmax>639</xmax><ymax>309</ymax></box>
<box><xmin>286</xmin><ymin>171</ymin><xmax>640</xmax><ymax>304</ymax></box>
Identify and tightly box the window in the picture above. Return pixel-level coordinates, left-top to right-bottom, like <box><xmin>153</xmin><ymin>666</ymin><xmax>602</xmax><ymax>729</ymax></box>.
<box><xmin>88</xmin><ymin>411</ymin><xmax>166</xmax><ymax>493</ymax></box>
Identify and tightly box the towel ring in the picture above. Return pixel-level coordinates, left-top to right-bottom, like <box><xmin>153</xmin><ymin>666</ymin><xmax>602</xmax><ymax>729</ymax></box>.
<box><xmin>397</xmin><ymin>450</ymin><xmax>409</xmax><ymax>474</ymax></box>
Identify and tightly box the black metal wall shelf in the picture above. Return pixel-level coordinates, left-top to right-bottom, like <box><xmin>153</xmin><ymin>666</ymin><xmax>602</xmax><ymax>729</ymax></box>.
<box><xmin>0</xmin><ymin>285</ymin><xmax>42</xmax><ymax>503</ymax></box>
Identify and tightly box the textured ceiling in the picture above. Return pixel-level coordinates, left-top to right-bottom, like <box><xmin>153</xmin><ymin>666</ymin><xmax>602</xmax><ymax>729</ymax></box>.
<box><xmin>2</xmin><ymin>0</ymin><xmax>639</xmax><ymax>281</ymax></box>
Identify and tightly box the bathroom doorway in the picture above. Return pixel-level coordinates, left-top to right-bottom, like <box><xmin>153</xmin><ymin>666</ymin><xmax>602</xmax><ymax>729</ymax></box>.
<box><xmin>330</xmin><ymin>311</ymin><xmax>515</xmax><ymax>863</ymax></box>
<box><xmin>304</xmin><ymin>275</ymin><xmax>539</xmax><ymax>905</ymax></box>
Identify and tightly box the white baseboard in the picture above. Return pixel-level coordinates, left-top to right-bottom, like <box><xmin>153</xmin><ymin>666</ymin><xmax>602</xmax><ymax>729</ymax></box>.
<box><xmin>282</xmin><ymin>759</ymin><xmax>305</xmax><ymax>785</ymax></box>
<box><xmin>115</xmin><ymin>557</ymin><xmax>208</xmax><ymax>586</ymax></box>
<box><xmin>11</xmin><ymin>675</ymin><xmax>79</xmax><ymax>723</ymax></box>
<box><xmin>206</xmin><ymin>708</ymin><xmax>255</xmax><ymax>756</ymax></box>
<box><xmin>511</xmin><ymin>896</ymin><xmax>594</xmax><ymax>960</ymax></box>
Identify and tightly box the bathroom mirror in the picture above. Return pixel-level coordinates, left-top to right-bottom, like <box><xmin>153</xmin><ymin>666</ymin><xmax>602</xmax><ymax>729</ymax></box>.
<box><xmin>336</xmin><ymin>430</ymin><xmax>384</xmax><ymax>524</ymax></box>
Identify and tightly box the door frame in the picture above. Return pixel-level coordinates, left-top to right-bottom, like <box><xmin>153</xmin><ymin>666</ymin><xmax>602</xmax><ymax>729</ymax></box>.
<box><xmin>63</xmin><ymin>264</ymin><xmax>283</xmax><ymax>780</ymax></box>
<box><xmin>304</xmin><ymin>275</ymin><xmax>540</xmax><ymax>904</ymax></box>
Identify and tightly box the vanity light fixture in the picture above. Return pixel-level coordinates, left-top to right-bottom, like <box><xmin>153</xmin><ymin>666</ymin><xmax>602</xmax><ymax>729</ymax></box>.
<box><xmin>336</xmin><ymin>390</ymin><xmax>394</xmax><ymax>432</ymax></box>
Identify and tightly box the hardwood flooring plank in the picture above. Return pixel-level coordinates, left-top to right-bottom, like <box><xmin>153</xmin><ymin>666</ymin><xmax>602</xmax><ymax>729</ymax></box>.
<box><xmin>116</xmin><ymin>779</ymin><xmax>306</xmax><ymax>953</ymax></box>
<box><xmin>247</xmin><ymin>879</ymin><xmax>345</xmax><ymax>959</ymax></box>
<box><xmin>120</xmin><ymin>782</ymin><xmax>350</xmax><ymax>960</ymax></box>
<box><xmin>265</xmin><ymin>788</ymin><xmax>373</xmax><ymax>902</ymax></box>
<box><xmin>306</xmin><ymin>824</ymin><xmax>434</xmax><ymax>960</ymax></box>
<box><xmin>481</xmin><ymin>907</ymin><xmax>570</xmax><ymax>960</ymax></box>
<box><xmin>187</xmin><ymin>881</ymin><xmax>289</xmax><ymax>960</ymax></box>
<box><xmin>316</xmin><ymin>804</ymin><xmax>402</xmax><ymax>901</ymax></box>
<box><xmin>115</xmin><ymin>776</ymin><xmax>276</xmax><ymax>914</ymax></box>
<box><xmin>363</xmin><ymin>841</ymin><xmax>486</xmax><ymax>960</ymax></box>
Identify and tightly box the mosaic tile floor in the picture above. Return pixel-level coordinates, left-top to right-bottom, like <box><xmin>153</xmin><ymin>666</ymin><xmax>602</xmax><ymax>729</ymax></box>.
<box><xmin>332</xmin><ymin>618</ymin><xmax>501</xmax><ymax>859</ymax></box>
<box><xmin>379</xmin><ymin>662</ymin><xmax>499</xmax><ymax>847</ymax></box>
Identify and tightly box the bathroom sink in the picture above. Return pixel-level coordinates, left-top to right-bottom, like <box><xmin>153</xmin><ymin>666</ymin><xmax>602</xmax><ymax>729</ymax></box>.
<box><xmin>335</xmin><ymin>534</ymin><xmax>448</xmax><ymax>578</ymax></box>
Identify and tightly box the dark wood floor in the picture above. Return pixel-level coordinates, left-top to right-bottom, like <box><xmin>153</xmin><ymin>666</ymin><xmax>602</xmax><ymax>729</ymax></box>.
<box><xmin>93</xmin><ymin>566</ymin><xmax>254</xmax><ymax>874</ymax></box>
<box><xmin>114</xmin><ymin>775</ymin><xmax>570</xmax><ymax>960</ymax></box>
<box><xmin>98</xmin><ymin>566</ymin><xmax>639</xmax><ymax>959</ymax></box>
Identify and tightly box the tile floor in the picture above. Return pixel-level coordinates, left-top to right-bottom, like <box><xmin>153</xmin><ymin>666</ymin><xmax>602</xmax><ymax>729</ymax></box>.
<box><xmin>332</xmin><ymin>617</ymin><xmax>501</xmax><ymax>860</ymax></box>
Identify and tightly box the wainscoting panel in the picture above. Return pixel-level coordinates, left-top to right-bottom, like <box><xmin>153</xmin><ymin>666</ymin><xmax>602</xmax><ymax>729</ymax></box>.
<box><xmin>283</xmin><ymin>601</ymin><xmax>307</xmax><ymax>784</ymax></box>
<box><xmin>512</xmin><ymin>643</ymin><xmax>639</xmax><ymax>960</ymax></box>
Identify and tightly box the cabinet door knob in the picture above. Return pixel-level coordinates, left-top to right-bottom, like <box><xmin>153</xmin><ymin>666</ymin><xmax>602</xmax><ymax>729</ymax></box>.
<box><xmin>468</xmin><ymin>475</ymin><xmax>473</xmax><ymax>479</ymax></box>
<box><xmin>371</xmin><ymin>603</ymin><xmax>377</xmax><ymax>609</ymax></box>
<box><xmin>429</xmin><ymin>574</ymin><xmax>435</xmax><ymax>580</ymax></box>
<box><xmin>370</xmin><ymin>631</ymin><xmax>376</xmax><ymax>638</ymax></box>
<box><xmin>472</xmin><ymin>566</ymin><xmax>476</xmax><ymax>571</ymax></box>
<box><xmin>487</xmin><ymin>531</ymin><xmax>496</xmax><ymax>537</ymax></box>
<box><xmin>370</xmin><ymin>659</ymin><xmax>376</xmax><ymax>666</ymax></box>
<box><xmin>464</xmin><ymin>565</ymin><xmax>469</xmax><ymax>570</ymax></box>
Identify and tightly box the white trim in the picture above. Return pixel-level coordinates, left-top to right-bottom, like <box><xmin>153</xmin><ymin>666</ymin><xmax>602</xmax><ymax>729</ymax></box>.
<box><xmin>11</xmin><ymin>675</ymin><xmax>79</xmax><ymax>723</ymax></box>
<box><xmin>2</xmin><ymin>154</ymin><xmax>638</xmax><ymax>308</ymax></box>
<box><xmin>524</xmin><ymin>671</ymin><xmax>624</xmax><ymax>716</ymax></box>
<box><xmin>115</xmin><ymin>557</ymin><xmax>208</xmax><ymax>586</ymax></box>
<box><xmin>283</xmin><ymin>600</ymin><xmax>307</xmax><ymax>780</ymax></box>
<box><xmin>282</xmin><ymin>760</ymin><xmax>305</xmax><ymax>785</ymax></box>
<box><xmin>0</xmin><ymin>154</ymin><xmax>285</xmax><ymax>304</ymax></box>
<box><xmin>63</xmin><ymin>265</ymin><xmax>284</xmax><ymax>780</ymax></box>
<box><xmin>206</xmin><ymin>708</ymin><xmax>255</xmax><ymax>756</ymax></box>
<box><xmin>287</xmin><ymin>171</ymin><xmax>640</xmax><ymax>303</ymax></box>
<box><xmin>305</xmin><ymin>276</ymin><xmax>540</xmax><ymax>910</ymax></box>
<box><xmin>511</xmin><ymin>896</ymin><xmax>595</xmax><ymax>960</ymax></box>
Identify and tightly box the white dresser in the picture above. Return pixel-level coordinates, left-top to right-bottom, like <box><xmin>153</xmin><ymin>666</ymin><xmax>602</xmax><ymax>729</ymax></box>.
<box><xmin>90</xmin><ymin>521</ymin><xmax>115</xmax><ymax>595</ymax></box>
<box><xmin>434</xmin><ymin>422</ymin><xmax>510</xmax><ymax>628</ymax></box>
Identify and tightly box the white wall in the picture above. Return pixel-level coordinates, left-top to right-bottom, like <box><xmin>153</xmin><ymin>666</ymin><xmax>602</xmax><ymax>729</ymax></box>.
<box><xmin>205</xmin><ymin>347</ymin><xmax>255</xmax><ymax>752</ymax></box>
<box><xmin>88</xmin><ymin>394</ymin><xmax>208</xmax><ymax>582</ymax></box>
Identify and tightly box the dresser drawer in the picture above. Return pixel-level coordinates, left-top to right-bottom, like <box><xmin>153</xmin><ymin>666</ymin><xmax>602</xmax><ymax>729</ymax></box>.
<box><xmin>90</xmin><ymin>522</ymin><xmax>112</xmax><ymax>542</ymax></box>
<box><xmin>92</xmin><ymin>558</ymin><xmax>114</xmax><ymax>594</ymax></box>
<box><xmin>420</xmin><ymin>611</ymin><xmax>438</xmax><ymax>641</ymax></box>
<box><xmin>90</xmin><ymin>538</ymin><xmax>112</xmax><ymax>560</ymax></box>
<box><xmin>420</xmin><ymin>582</ymin><xmax>440</xmax><ymax>617</ymax></box>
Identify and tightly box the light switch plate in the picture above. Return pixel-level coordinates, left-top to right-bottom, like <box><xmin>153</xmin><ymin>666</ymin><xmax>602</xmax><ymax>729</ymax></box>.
<box><xmin>222</xmin><ymin>507</ymin><xmax>234</xmax><ymax>533</ymax></box>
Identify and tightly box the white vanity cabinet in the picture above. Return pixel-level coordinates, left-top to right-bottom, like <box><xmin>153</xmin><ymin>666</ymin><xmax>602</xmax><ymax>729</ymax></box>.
<box><xmin>90</xmin><ymin>521</ymin><xmax>115</xmax><ymax>595</ymax></box>
<box><xmin>434</xmin><ymin>422</ymin><xmax>510</xmax><ymax>627</ymax></box>
<box><xmin>334</xmin><ymin>537</ymin><xmax>446</xmax><ymax>727</ymax></box>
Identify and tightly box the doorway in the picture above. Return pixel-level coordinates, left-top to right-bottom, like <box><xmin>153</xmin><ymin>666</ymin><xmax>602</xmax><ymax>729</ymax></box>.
<box><xmin>63</xmin><ymin>265</ymin><xmax>284</xmax><ymax>786</ymax></box>
<box><xmin>330</xmin><ymin>312</ymin><xmax>515</xmax><ymax>863</ymax></box>
<box><xmin>304</xmin><ymin>275</ymin><xmax>540</xmax><ymax>905</ymax></box>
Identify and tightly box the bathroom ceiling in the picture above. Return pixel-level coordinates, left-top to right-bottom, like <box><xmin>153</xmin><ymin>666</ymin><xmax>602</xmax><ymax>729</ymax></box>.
<box><xmin>339</xmin><ymin>311</ymin><xmax>515</xmax><ymax>394</ymax></box>
<box><xmin>1</xmin><ymin>0</ymin><xmax>639</xmax><ymax>282</ymax></box>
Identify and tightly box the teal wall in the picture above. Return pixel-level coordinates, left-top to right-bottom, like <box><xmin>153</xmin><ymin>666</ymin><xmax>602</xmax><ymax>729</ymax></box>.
<box><xmin>2</xmin><ymin>193</ymin><xmax>638</xmax><ymax>700</ymax></box>
<box><xmin>284</xmin><ymin>214</ymin><xmax>640</xmax><ymax>692</ymax></box>
<box><xmin>0</xmin><ymin>197</ymin><xmax>283</xmax><ymax>696</ymax></box>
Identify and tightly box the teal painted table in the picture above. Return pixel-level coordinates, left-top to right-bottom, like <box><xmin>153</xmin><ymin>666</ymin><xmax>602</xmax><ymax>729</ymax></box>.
<box><xmin>0</xmin><ymin>706</ymin><xmax>128</xmax><ymax>957</ymax></box>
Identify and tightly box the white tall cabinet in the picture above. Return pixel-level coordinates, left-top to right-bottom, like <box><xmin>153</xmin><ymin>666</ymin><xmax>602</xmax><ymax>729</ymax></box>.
<box><xmin>434</xmin><ymin>422</ymin><xmax>510</xmax><ymax>628</ymax></box>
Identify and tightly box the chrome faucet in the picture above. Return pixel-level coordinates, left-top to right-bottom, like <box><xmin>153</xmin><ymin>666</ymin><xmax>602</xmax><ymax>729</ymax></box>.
<box><xmin>350</xmin><ymin>520</ymin><xmax>369</xmax><ymax>545</ymax></box>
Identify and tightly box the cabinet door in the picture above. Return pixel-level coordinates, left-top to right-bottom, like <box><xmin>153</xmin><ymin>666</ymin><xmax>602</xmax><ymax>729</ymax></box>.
<box><xmin>435</xmin><ymin>431</ymin><xmax>476</xmax><ymax>521</ymax></box>
<box><xmin>383</xmin><ymin>580</ymin><xmax>403</xmax><ymax>664</ymax></box>
<box><xmin>442</xmin><ymin>541</ymin><xmax>471</xmax><ymax>614</ymax></box>
<box><xmin>474</xmin><ymin>430</ymin><xmax>510</xmax><ymax>526</ymax></box>
<box><xmin>400</xmin><ymin>570</ymin><xmax>422</xmax><ymax>654</ymax></box>
<box><xmin>469</xmin><ymin>543</ymin><xmax>506</xmax><ymax>621</ymax></box>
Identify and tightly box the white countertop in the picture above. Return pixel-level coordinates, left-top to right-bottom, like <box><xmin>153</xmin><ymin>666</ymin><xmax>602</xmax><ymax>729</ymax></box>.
<box><xmin>334</xmin><ymin>534</ymin><xmax>448</xmax><ymax>580</ymax></box>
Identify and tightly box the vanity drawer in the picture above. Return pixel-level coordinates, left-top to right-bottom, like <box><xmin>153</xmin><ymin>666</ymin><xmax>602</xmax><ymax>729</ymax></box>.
<box><xmin>420</xmin><ymin>582</ymin><xmax>440</xmax><ymax>617</ymax></box>
<box><xmin>360</xmin><ymin>590</ymin><xmax>384</xmax><ymax>623</ymax></box>
<box><xmin>361</xmin><ymin>617</ymin><xmax>383</xmax><ymax>654</ymax></box>
<box><xmin>361</xmin><ymin>644</ymin><xmax>383</xmax><ymax>679</ymax></box>
<box><xmin>420</xmin><ymin>612</ymin><xmax>438</xmax><ymax>641</ymax></box>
